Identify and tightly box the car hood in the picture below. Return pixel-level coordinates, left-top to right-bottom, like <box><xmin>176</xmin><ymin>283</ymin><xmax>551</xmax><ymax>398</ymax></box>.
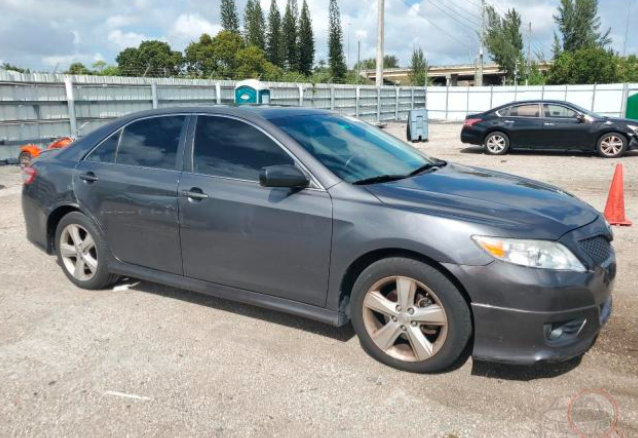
<box><xmin>601</xmin><ymin>116</ymin><xmax>636</xmax><ymax>126</ymax></box>
<box><xmin>365</xmin><ymin>163</ymin><xmax>600</xmax><ymax>239</ymax></box>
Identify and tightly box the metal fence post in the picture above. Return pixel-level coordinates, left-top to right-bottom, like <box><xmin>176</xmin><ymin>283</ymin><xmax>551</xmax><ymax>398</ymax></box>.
<box><xmin>64</xmin><ymin>78</ymin><xmax>77</xmax><ymax>137</ymax></box>
<box><xmin>151</xmin><ymin>83</ymin><xmax>159</xmax><ymax>109</ymax></box>
<box><xmin>376</xmin><ymin>87</ymin><xmax>381</xmax><ymax>122</ymax></box>
<box><xmin>355</xmin><ymin>86</ymin><xmax>360</xmax><ymax>117</ymax></box>
<box><xmin>466</xmin><ymin>86</ymin><xmax>470</xmax><ymax>117</ymax></box>
<box><xmin>410</xmin><ymin>87</ymin><xmax>415</xmax><ymax>110</ymax></box>
<box><xmin>395</xmin><ymin>87</ymin><xmax>400</xmax><ymax>120</ymax></box>
<box><xmin>620</xmin><ymin>83</ymin><xmax>630</xmax><ymax>117</ymax></box>
<box><xmin>541</xmin><ymin>84</ymin><xmax>545</xmax><ymax>101</ymax></box>
<box><xmin>330</xmin><ymin>85</ymin><xmax>335</xmax><ymax>110</ymax></box>
<box><xmin>444</xmin><ymin>86</ymin><xmax>450</xmax><ymax>121</ymax></box>
<box><xmin>298</xmin><ymin>84</ymin><xmax>304</xmax><ymax>107</ymax></box>
<box><xmin>215</xmin><ymin>82</ymin><xmax>222</xmax><ymax>104</ymax></box>
<box><xmin>591</xmin><ymin>84</ymin><xmax>597</xmax><ymax>111</ymax></box>
<box><xmin>489</xmin><ymin>85</ymin><xmax>494</xmax><ymax>109</ymax></box>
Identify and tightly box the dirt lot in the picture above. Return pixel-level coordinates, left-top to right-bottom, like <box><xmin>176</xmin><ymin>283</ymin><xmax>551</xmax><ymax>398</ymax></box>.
<box><xmin>0</xmin><ymin>123</ymin><xmax>637</xmax><ymax>438</ymax></box>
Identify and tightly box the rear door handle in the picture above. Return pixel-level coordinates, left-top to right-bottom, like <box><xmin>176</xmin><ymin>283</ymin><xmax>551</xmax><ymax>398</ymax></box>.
<box><xmin>504</xmin><ymin>120</ymin><xmax>515</xmax><ymax>124</ymax></box>
<box><xmin>79</xmin><ymin>172</ymin><xmax>98</xmax><ymax>183</ymax></box>
<box><xmin>181</xmin><ymin>188</ymin><xmax>209</xmax><ymax>200</ymax></box>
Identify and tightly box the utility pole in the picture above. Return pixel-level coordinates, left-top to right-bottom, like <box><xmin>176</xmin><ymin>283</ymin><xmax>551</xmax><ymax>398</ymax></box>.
<box><xmin>357</xmin><ymin>40</ymin><xmax>361</xmax><ymax>83</ymax></box>
<box><xmin>376</xmin><ymin>0</ymin><xmax>385</xmax><ymax>88</ymax></box>
<box><xmin>526</xmin><ymin>22</ymin><xmax>532</xmax><ymax>86</ymax></box>
<box><xmin>476</xmin><ymin>0</ymin><xmax>485</xmax><ymax>87</ymax></box>
<box><xmin>623</xmin><ymin>0</ymin><xmax>633</xmax><ymax>56</ymax></box>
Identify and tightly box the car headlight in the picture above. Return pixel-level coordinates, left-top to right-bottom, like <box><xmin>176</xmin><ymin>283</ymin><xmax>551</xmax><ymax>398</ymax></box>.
<box><xmin>627</xmin><ymin>124</ymin><xmax>638</xmax><ymax>133</ymax></box>
<box><xmin>472</xmin><ymin>236</ymin><xmax>586</xmax><ymax>272</ymax></box>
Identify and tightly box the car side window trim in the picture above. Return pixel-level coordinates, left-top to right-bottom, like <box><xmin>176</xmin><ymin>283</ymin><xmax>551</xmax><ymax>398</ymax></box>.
<box><xmin>495</xmin><ymin>103</ymin><xmax>542</xmax><ymax>118</ymax></box>
<box><xmin>81</xmin><ymin>113</ymin><xmax>191</xmax><ymax>172</ymax></box>
<box><xmin>187</xmin><ymin>114</ymin><xmax>325</xmax><ymax>191</ymax></box>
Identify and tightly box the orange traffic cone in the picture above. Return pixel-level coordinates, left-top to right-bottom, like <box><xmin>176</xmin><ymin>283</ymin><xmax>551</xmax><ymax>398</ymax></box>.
<box><xmin>604</xmin><ymin>164</ymin><xmax>632</xmax><ymax>226</ymax></box>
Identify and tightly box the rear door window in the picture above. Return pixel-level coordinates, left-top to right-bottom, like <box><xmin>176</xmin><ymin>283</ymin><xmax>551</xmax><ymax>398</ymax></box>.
<box><xmin>86</xmin><ymin>130</ymin><xmax>120</xmax><ymax>163</ymax></box>
<box><xmin>502</xmin><ymin>104</ymin><xmax>540</xmax><ymax>117</ymax></box>
<box><xmin>116</xmin><ymin>116</ymin><xmax>186</xmax><ymax>170</ymax></box>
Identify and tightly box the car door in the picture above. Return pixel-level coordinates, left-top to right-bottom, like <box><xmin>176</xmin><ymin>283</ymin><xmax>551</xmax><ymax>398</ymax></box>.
<box><xmin>73</xmin><ymin>114</ymin><xmax>189</xmax><ymax>275</ymax></box>
<box><xmin>539</xmin><ymin>104</ymin><xmax>591</xmax><ymax>149</ymax></box>
<box><xmin>178</xmin><ymin>114</ymin><xmax>333</xmax><ymax>307</ymax></box>
<box><xmin>497</xmin><ymin>104</ymin><xmax>544</xmax><ymax>148</ymax></box>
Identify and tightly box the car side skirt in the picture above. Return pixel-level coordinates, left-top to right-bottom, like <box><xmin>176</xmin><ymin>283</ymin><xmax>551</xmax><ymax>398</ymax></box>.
<box><xmin>109</xmin><ymin>259</ymin><xmax>348</xmax><ymax>327</ymax></box>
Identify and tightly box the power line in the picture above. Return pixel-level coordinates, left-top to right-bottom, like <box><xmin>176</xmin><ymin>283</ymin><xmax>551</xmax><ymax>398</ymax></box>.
<box><xmin>399</xmin><ymin>0</ymin><xmax>474</xmax><ymax>50</ymax></box>
<box><xmin>426</xmin><ymin>0</ymin><xmax>482</xmax><ymax>31</ymax></box>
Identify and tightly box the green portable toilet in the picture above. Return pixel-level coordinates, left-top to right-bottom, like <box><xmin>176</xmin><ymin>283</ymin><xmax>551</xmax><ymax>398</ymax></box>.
<box><xmin>626</xmin><ymin>92</ymin><xmax>638</xmax><ymax>120</ymax></box>
<box><xmin>234</xmin><ymin>79</ymin><xmax>271</xmax><ymax>105</ymax></box>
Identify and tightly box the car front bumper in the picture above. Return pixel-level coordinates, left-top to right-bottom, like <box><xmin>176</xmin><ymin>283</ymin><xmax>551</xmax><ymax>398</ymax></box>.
<box><xmin>442</xmin><ymin>253</ymin><xmax>615</xmax><ymax>365</ymax></box>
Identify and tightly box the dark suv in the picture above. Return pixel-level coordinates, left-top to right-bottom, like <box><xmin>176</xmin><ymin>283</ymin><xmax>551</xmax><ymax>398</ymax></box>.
<box><xmin>22</xmin><ymin>107</ymin><xmax>615</xmax><ymax>373</ymax></box>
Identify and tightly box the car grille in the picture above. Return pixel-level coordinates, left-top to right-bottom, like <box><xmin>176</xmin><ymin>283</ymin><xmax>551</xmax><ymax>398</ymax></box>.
<box><xmin>579</xmin><ymin>236</ymin><xmax>612</xmax><ymax>266</ymax></box>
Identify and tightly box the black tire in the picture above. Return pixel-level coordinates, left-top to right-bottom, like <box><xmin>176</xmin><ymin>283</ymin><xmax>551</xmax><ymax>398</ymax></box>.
<box><xmin>19</xmin><ymin>151</ymin><xmax>32</xmax><ymax>169</ymax></box>
<box><xmin>55</xmin><ymin>211</ymin><xmax>118</xmax><ymax>290</ymax></box>
<box><xmin>484</xmin><ymin>131</ymin><xmax>510</xmax><ymax>155</ymax></box>
<box><xmin>350</xmin><ymin>257</ymin><xmax>472</xmax><ymax>373</ymax></box>
<box><xmin>597</xmin><ymin>133</ymin><xmax>627</xmax><ymax>158</ymax></box>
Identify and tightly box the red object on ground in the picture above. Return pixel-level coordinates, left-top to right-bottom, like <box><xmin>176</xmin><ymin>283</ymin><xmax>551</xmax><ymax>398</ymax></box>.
<box><xmin>603</xmin><ymin>164</ymin><xmax>632</xmax><ymax>226</ymax></box>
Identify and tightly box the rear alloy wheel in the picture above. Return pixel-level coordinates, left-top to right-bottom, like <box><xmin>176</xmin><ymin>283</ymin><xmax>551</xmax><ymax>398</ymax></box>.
<box><xmin>55</xmin><ymin>212</ymin><xmax>118</xmax><ymax>289</ymax></box>
<box><xmin>19</xmin><ymin>152</ymin><xmax>32</xmax><ymax>169</ymax></box>
<box><xmin>484</xmin><ymin>131</ymin><xmax>510</xmax><ymax>155</ymax></box>
<box><xmin>597</xmin><ymin>134</ymin><xmax>627</xmax><ymax>158</ymax></box>
<box><xmin>351</xmin><ymin>258</ymin><xmax>472</xmax><ymax>373</ymax></box>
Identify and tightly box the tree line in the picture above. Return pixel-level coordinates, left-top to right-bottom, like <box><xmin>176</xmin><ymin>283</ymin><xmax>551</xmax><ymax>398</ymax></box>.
<box><xmin>484</xmin><ymin>0</ymin><xmax>638</xmax><ymax>85</ymax></box>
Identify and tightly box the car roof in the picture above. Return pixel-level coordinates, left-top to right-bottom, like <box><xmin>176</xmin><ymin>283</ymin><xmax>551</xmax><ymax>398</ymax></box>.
<box><xmin>491</xmin><ymin>100</ymin><xmax>574</xmax><ymax>112</ymax></box>
<box><xmin>113</xmin><ymin>105</ymin><xmax>333</xmax><ymax>123</ymax></box>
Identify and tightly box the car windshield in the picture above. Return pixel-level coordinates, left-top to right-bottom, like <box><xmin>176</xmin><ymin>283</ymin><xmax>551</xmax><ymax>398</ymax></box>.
<box><xmin>269</xmin><ymin>114</ymin><xmax>437</xmax><ymax>184</ymax></box>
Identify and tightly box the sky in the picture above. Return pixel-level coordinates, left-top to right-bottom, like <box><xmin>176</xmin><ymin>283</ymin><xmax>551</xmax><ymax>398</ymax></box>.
<box><xmin>0</xmin><ymin>0</ymin><xmax>635</xmax><ymax>72</ymax></box>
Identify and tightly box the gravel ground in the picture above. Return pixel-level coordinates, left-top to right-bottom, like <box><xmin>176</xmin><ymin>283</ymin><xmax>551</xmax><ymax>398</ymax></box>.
<box><xmin>0</xmin><ymin>123</ymin><xmax>637</xmax><ymax>438</ymax></box>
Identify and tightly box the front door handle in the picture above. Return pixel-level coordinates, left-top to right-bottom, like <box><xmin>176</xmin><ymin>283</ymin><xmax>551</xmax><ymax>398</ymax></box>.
<box><xmin>544</xmin><ymin>122</ymin><xmax>555</xmax><ymax>126</ymax></box>
<box><xmin>181</xmin><ymin>188</ymin><xmax>209</xmax><ymax>200</ymax></box>
<box><xmin>504</xmin><ymin>120</ymin><xmax>515</xmax><ymax>124</ymax></box>
<box><xmin>80</xmin><ymin>172</ymin><xmax>98</xmax><ymax>183</ymax></box>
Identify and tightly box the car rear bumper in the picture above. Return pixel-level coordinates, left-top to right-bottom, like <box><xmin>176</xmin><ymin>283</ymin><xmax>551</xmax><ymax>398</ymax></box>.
<box><xmin>460</xmin><ymin>128</ymin><xmax>483</xmax><ymax>145</ymax></box>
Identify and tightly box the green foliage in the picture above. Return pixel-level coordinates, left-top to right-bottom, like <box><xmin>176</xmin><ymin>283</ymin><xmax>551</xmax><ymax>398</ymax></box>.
<box><xmin>354</xmin><ymin>55</ymin><xmax>400</xmax><ymax>70</ymax></box>
<box><xmin>298</xmin><ymin>0</ymin><xmax>314</xmax><ymax>76</ymax></box>
<box><xmin>244</xmin><ymin>0</ymin><xmax>266</xmax><ymax>50</ymax></box>
<box><xmin>526</xmin><ymin>62</ymin><xmax>546</xmax><ymax>85</ymax></box>
<box><xmin>234</xmin><ymin>46</ymin><xmax>282</xmax><ymax>80</ymax></box>
<box><xmin>282</xmin><ymin>0</ymin><xmax>299</xmax><ymax>71</ymax></box>
<box><xmin>617</xmin><ymin>55</ymin><xmax>638</xmax><ymax>82</ymax></box>
<box><xmin>116</xmin><ymin>40</ymin><xmax>183</xmax><ymax>77</ymax></box>
<box><xmin>328</xmin><ymin>0</ymin><xmax>347</xmax><ymax>82</ymax></box>
<box><xmin>266</xmin><ymin>0</ymin><xmax>285</xmax><ymax>68</ymax></box>
<box><xmin>1</xmin><ymin>63</ymin><xmax>30</xmax><ymax>73</ymax></box>
<box><xmin>484</xmin><ymin>6</ymin><xmax>524</xmax><ymax>83</ymax></box>
<box><xmin>184</xmin><ymin>31</ymin><xmax>280</xmax><ymax>80</ymax></box>
<box><xmin>65</xmin><ymin>62</ymin><xmax>91</xmax><ymax>75</ymax></box>
<box><xmin>547</xmin><ymin>47</ymin><xmax>618</xmax><ymax>85</ymax></box>
<box><xmin>409</xmin><ymin>47</ymin><xmax>427</xmax><ymax>86</ymax></box>
<box><xmin>554</xmin><ymin>0</ymin><xmax>611</xmax><ymax>55</ymax></box>
<box><xmin>221</xmin><ymin>0</ymin><xmax>240</xmax><ymax>34</ymax></box>
<box><xmin>185</xmin><ymin>31</ymin><xmax>245</xmax><ymax>78</ymax></box>
<box><xmin>99</xmin><ymin>65</ymin><xmax>121</xmax><ymax>76</ymax></box>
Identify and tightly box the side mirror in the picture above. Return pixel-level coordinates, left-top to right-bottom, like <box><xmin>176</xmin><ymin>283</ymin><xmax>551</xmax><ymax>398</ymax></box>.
<box><xmin>260</xmin><ymin>165</ymin><xmax>309</xmax><ymax>189</ymax></box>
<box><xmin>577</xmin><ymin>114</ymin><xmax>586</xmax><ymax>123</ymax></box>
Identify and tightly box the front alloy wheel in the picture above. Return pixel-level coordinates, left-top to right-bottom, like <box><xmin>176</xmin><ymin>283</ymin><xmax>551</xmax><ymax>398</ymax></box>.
<box><xmin>598</xmin><ymin>134</ymin><xmax>627</xmax><ymax>158</ymax></box>
<box><xmin>351</xmin><ymin>258</ymin><xmax>472</xmax><ymax>373</ymax></box>
<box><xmin>362</xmin><ymin>276</ymin><xmax>448</xmax><ymax>362</ymax></box>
